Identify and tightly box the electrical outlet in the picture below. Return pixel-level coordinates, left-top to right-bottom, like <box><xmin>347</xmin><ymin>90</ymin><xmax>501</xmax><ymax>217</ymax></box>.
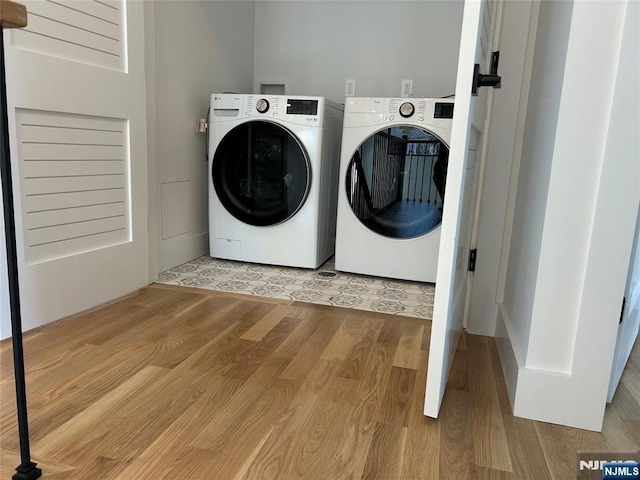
<box><xmin>401</xmin><ymin>79</ymin><xmax>413</xmax><ymax>98</ymax></box>
<box><xmin>345</xmin><ymin>79</ymin><xmax>356</xmax><ymax>97</ymax></box>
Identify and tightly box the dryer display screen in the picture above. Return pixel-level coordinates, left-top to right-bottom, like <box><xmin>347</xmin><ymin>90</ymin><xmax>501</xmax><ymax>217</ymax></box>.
<box><xmin>345</xmin><ymin>126</ymin><xmax>449</xmax><ymax>239</ymax></box>
<box><xmin>286</xmin><ymin>100</ymin><xmax>318</xmax><ymax>115</ymax></box>
<box><xmin>434</xmin><ymin>102</ymin><xmax>455</xmax><ymax>119</ymax></box>
<box><xmin>213</xmin><ymin>121</ymin><xmax>311</xmax><ymax>226</ymax></box>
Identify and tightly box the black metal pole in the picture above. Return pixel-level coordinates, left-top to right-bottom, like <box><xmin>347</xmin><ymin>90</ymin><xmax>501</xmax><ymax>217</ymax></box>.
<box><xmin>0</xmin><ymin>27</ymin><xmax>42</xmax><ymax>480</ymax></box>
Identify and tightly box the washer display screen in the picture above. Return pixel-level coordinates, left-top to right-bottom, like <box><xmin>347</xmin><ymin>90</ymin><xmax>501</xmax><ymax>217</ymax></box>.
<box><xmin>213</xmin><ymin>121</ymin><xmax>311</xmax><ymax>226</ymax></box>
<box><xmin>345</xmin><ymin>126</ymin><xmax>449</xmax><ymax>239</ymax></box>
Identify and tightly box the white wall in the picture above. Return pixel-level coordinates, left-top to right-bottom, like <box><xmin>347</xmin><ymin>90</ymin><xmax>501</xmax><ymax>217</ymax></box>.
<box><xmin>150</xmin><ymin>1</ymin><xmax>255</xmax><ymax>273</ymax></box>
<box><xmin>253</xmin><ymin>1</ymin><xmax>464</xmax><ymax>103</ymax></box>
<box><xmin>525</xmin><ymin>0</ymin><xmax>628</xmax><ymax>373</ymax></box>
<box><xmin>567</xmin><ymin>0</ymin><xmax>639</xmax><ymax>426</ymax></box>
<box><xmin>494</xmin><ymin>0</ymin><xmax>635</xmax><ymax>431</ymax></box>
<box><xmin>502</xmin><ymin>0</ymin><xmax>573</xmax><ymax>364</ymax></box>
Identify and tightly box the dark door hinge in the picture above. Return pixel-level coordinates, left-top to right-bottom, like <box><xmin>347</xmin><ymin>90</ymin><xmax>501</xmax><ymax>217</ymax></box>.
<box><xmin>620</xmin><ymin>296</ymin><xmax>626</xmax><ymax>324</ymax></box>
<box><xmin>468</xmin><ymin>249</ymin><xmax>478</xmax><ymax>272</ymax></box>
<box><xmin>490</xmin><ymin>50</ymin><xmax>500</xmax><ymax>75</ymax></box>
<box><xmin>472</xmin><ymin>51</ymin><xmax>501</xmax><ymax>96</ymax></box>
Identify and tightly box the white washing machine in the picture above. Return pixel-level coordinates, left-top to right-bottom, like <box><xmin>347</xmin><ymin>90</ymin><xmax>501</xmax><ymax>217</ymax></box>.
<box><xmin>209</xmin><ymin>94</ymin><xmax>343</xmax><ymax>268</ymax></box>
<box><xmin>335</xmin><ymin>97</ymin><xmax>454</xmax><ymax>283</ymax></box>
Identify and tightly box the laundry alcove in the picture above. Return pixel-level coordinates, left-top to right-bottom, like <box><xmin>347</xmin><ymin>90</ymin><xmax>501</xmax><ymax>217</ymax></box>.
<box><xmin>2</xmin><ymin>0</ymin><xmax>635</xmax><ymax>436</ymax></box>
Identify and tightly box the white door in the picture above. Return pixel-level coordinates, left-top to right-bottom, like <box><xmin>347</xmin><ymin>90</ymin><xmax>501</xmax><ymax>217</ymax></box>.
<box><xmin>607</xmin><ymin>202</ymin><xmax>640</xmax><ymax>401</ymax></box>
<box><xmin>2</xmin><ymin>0</ymin><xmax>148</xmax><ymax>335</ymax></box>
<box><xmin>424</xmin><ymin>0</ymin><xmax>500</xmax><ymax>417</ymax></box>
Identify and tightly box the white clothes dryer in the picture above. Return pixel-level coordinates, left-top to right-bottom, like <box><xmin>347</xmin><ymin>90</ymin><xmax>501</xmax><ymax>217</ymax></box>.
<box><xmin>209</xmin><ymin>94</ymin><xmax>343</xmax><ymax>268</ymax></box>
<box><xmin>335</xmin><ymin>97</ymin><xmax>454</xmax><ymax>283</ymax></box>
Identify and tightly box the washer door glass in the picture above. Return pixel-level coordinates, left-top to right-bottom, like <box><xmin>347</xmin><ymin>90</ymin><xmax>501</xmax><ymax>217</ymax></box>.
<box><xmin>345</xmin><ymin>126</ymin><xmax>449</xmax><ymax>239</ymax></box>
<box><xmin>213</xmin><ymin>121</ymin><xmax>311</xmax><ymax>226</ymax></box>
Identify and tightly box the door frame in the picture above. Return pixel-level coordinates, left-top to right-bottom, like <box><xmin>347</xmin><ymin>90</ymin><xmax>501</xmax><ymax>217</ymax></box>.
<box><xmin>144</xmin><ymin>0</ymin><xmax>159</xmax><ymax>283</ymax></box>
<box><xmin>490</xmin><ymin>0</ymin><xmax>636</xmax><ymax>431</ymax></box>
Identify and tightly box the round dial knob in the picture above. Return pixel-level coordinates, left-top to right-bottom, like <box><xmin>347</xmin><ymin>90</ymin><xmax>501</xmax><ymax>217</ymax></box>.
<box><xmin>399</xmin><ymin>102</ymin><xmax>415</xmax><ymax>118</ymax></box>
<box><xmin>256</xmin><ymin>99</ymin><xmax>270</xmax><ymax>113</ymax></box>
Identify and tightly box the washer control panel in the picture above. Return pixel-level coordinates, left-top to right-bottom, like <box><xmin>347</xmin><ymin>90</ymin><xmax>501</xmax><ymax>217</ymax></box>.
<box><xmin>247</xmin><ymin>95</ymin><xmax>282</xmax><ymax>116</ymax></box>
<box><xmin>210</xmin><ymin>94</ymin><xmax>332</xmax><ymax>126</ymax></box>
<box><xmin>245</xmin><ymin>95</ymin><xmax>325</xmax><ymax>126</ymax></box>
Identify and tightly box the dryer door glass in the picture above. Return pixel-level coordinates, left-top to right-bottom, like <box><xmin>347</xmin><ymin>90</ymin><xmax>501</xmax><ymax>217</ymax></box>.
<box><xmin>345</xmin><ymin>126</ymin><xmax>449</xmax><ymax>239</ymax></box>
<box><xmin>213</xmin><ymin>121</ymin><xmax>311</xmax><ymax>226</ymax></box>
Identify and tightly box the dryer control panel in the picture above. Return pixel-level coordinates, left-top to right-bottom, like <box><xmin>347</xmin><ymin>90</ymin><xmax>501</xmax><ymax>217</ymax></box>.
<box><xmin>244</xmin><ymin>95</ymin><xmax>329</xmax><ymax>126</ymax></box>
<box><xmin>342</xmin><ymin>97</ymin><xmax>455</xmax><ymax>130</ymax></box>
<box><xmin>388</xmin><ymin>99</ymin><xmax>428</xmax><ymax>121</ymax></box>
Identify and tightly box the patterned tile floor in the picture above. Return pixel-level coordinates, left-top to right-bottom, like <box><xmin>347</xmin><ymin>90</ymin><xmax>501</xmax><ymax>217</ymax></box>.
<box><xmin>157</xmin><ymin>256</ymin><xmax>435</xmax><ymax>320</ymax></box>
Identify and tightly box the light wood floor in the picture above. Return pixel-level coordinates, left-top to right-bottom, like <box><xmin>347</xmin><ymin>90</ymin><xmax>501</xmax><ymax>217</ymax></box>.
<box><xmin>0</xmin><ymin>284</ymin><xmax>638</xmax><ymax>479</ymax></box>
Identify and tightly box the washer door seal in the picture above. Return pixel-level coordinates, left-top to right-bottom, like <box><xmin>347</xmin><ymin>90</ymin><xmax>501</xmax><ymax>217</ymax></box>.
<box><xmin>345</xmin><ymin>125</ymin><xmax>448</xmax><ymax>239</ymax></box>
<box><xmin>213</xmin><ymin>120</ymin><xmax>311</xmax><ymax>227</ymax></box>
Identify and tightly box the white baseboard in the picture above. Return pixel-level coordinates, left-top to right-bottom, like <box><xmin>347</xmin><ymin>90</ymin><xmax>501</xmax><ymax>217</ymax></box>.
<box><xmin>495</xmin><ymin>304</ymin><xmax>520</xmax><ymax>410</ymax></box>
<box><xmin>495</xmin><ymin>303</ymin><xmax>603</xmax><ymax>431</ymax></box>
<box><xmin>158</xmin><ymin>232</ymin><xmax>209</xmax><ymax>273</ymax></box>
<box><xmin>513</xmin><ymin>367</ymin><xmax>571</xmax><ymax>426</ymax></box>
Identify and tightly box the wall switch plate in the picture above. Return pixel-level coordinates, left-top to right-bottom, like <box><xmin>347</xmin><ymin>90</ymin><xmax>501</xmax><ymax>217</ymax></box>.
<box><xmin>345</xmin><ymin>78</ymin><xmax>356</xmax><ymax>97</ymax></box>
<box><xmin>401</xmin><ymin>79</ymin><xmax>413</xmax><ymax>97</ymax></box>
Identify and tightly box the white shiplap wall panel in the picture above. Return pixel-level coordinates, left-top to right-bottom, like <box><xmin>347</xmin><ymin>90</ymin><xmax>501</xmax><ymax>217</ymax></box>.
<box><xmin>27</xmin><ymin>202</ymin><xmax>125</xmax><ymax>229</ymax></box>
<box><xmin>26</xmin><ymin>0</ymin><xmax>121</xmax><ymax>39</ymax></box>
<box><xmin>29</xmin><ymin>229</ymin><xmax>127</xmax><ymax>264</ymax></box>
<box><xmin>28</xmin><ymin>216</ymin><xmax>125</xmax><ymax>247</ymax></box>
<box><xmin>23</xmin><ymin>160</ymin><xmax>124</xmax><ymax>177</ymax></box>
<box><xmin>25</xmin><ymin>174</ymin><xmax>124</xmax><ymax>195</ymax></box>
<box><xmin>19</xmin><ymin>124</ymin><xmax>124</xmax><ymax>145</ymax></box>
<box><xmin>12</xmin><ymin>0</ymin><xmax>125</xmax><ymax>71</ymax></box>
<box><xmin>58</xmin><ymin>0</ymin><xmax>122</xmax><ymax>24</ymax></box>
<box><xmin>19</xmin><ymin>13</ymin><xmax>121</xmax><ymax>56</ymax></box>
<box><xmin>22</xmin><ymin>143</ymin><xmax>125</xmax><ymax>161</ymax></box>
<box><xmin>19</xmin><ymin>108</ymin><xmax>124</xmax><ymax>130</ymax></box>
<box><xmin>16</xmin><ymin>109</ymin><xmax>130</xmax><ymax>264</ymax></box>
<box><xmin>24</xmin><ymin>188</ymin><xmax>124</xmax><ymax>212</ymax></box>
<box><xmin>49</xmin><ymin>0</ymin><xmax>122</xmax><ymax>25</ymax></box>
<box><xmin>94</xmin><ymin>0</ymin><xmax>121</xmax><ymax>12</ymax></box>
